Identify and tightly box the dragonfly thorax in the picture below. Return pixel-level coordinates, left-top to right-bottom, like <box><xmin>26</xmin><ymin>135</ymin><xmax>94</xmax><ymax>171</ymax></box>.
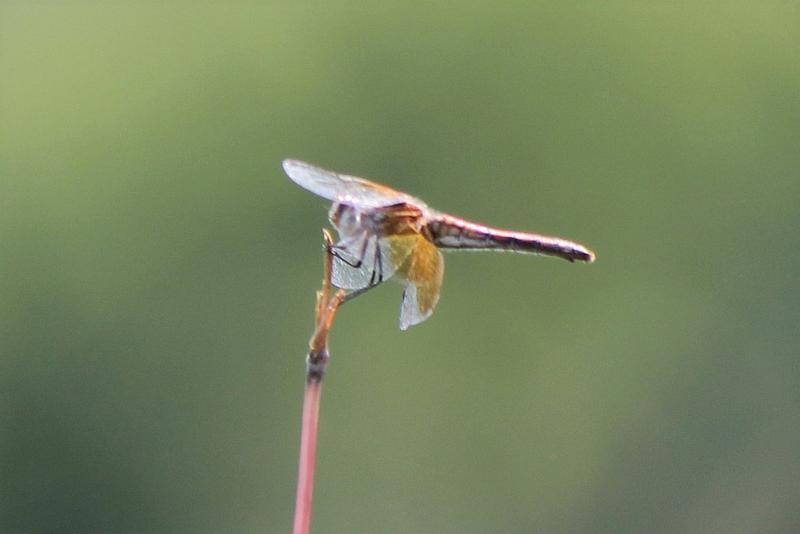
<box><xmin>329</xmin><ymin>202</ymin><xmax>427</xmax><ymax>242</ymax></box>
<box><xmin>329</xmin><ymin>202</ymin><xmax>364</xmax><ymax>240</ymax></box>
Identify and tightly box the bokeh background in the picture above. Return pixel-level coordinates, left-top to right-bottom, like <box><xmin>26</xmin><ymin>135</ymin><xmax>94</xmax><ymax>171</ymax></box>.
<box><xmin>2</xmin><ymin>3</ymin><xmax>799</xmax><ymax>533</ymax></box>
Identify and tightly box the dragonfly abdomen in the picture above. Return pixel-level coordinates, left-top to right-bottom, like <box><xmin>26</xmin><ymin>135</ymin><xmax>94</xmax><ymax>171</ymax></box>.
<box><xmin>428</xmin><ymin>213</ymin><xmax>595</xmax><ymax>263</ymax></box>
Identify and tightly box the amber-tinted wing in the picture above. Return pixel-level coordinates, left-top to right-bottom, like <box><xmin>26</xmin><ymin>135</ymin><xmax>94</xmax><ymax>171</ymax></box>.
<box><xmin>283</xmin><ymin>159</ymin><xmax>424</xmax><ymax>210</ymax></box>
<box><xmin>397</xmin><ymin>237</ymin><xmax>444</xmax><ymax>330</ymax></box>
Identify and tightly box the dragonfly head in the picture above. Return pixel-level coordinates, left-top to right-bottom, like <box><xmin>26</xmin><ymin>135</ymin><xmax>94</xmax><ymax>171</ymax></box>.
<box><xmin>329</xmin><ymin>202</ymin><xmax>361</xmax><ymax>237</ymax></box>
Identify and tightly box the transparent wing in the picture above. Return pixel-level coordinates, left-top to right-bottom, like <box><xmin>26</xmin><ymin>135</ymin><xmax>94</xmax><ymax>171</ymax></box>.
<box><xmin>399</xmin><ymin>284</ymin><xmax>433</xmax><ymax>330</ymax></box>
<box><xmin>398</xmin><ymin>246</ymin><xmax>444</xmax><ymax>330</ymax></box>
<box><xmin>283</xmin><ymin>159</ymin><xmax>424</xmax><ymax>210</ymax></box>
<box><xmin>399</xmin><ymin>281</ymin><xmax>443</xmax><ymax>330</ymax></box>
<box><xmin>331</xmin><ymin>254</ymin><xmax>376</xmax><ymax>290</ymax></box>
<box><xmin>331</xmin><ymin>234</ymin><xmax>410</xmax><ymax>290</ymax></box>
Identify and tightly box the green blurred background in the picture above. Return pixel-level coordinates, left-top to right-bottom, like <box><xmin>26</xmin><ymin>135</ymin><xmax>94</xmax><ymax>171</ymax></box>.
<box><xmin>2</xmin><ymin>3</ymin><xmax>799</xmax><ymax>533</ymax></box>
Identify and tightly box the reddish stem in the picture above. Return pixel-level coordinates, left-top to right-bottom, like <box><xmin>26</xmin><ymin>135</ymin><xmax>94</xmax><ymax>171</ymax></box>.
<box><xmin>293</xmin><ymin>380</ymin><xmax>322</xmax><ymax>534</ymax></box>
<box><xmin>292</xmin><ymin>229</ymin><xmax>345</xmax><ymax>534</ymax></box>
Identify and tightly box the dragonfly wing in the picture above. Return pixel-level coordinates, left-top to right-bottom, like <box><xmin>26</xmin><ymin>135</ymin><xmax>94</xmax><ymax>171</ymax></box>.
<box><xmin>283</xmin><ymin>159</ymin><xmax>423</xmax><ymax>210</ymax></box>
<box><xmin>398</xmin><ymin>243</ymin><xmax>444</xmax><ymax>330</ymax></box>
<box><xmin>331</xmin><ymin>234</ymin><xmax>410</xmax><ymax>290</ymax></box>
<box><xmin>331</xmin><ymin>254</ymin><xmax>374</xmax><ymax>290</ymax></box>
<box><xmin>331</xmin><ymin>233</ymin><xmax>371</xmax><ymax>290</ymax></box>
<box><xmin>399</xmin><ymin>285</ymin><xmax>429</xmax><ymax>330</ymax></box>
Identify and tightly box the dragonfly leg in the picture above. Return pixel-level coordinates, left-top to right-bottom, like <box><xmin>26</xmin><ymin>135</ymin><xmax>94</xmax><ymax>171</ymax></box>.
<box><xmin>343</xmin><ymin>237</ymin><xmax>385</xmax><ymax>304</ymax></box>
<box><xmin>329</xmin><ymin>234</ymin><xmax>369</xmax><ymax>269</ymax></box>
<box><xmin>330</xmin><ymin>247</ymin><xmax>360</xmax><ymax>268</ymax></box>
<box><xmin>372</xmin><ymin>237</ymin><xmax>384</xmax><ymax>285</ymax></box>
<box><xmin>341</xmin><ymin>283</ymin><xmax>378</xmax><ymax>304</ymax></box>
<box><xmin>369</xmin><ymin>238</ymin><xmax>379</xmax><ymax>286</ymax></box>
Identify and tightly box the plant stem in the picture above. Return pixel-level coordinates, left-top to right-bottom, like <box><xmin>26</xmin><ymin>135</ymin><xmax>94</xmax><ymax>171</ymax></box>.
<box><xmin>292</xmin><ymin>230</ymin><xmax>345</xmax><ymax>534</ymax></box>
<box><xmin>292</xmin><ymin>378</ymin><xmax>322</xmax><ymax>534</ymax></box>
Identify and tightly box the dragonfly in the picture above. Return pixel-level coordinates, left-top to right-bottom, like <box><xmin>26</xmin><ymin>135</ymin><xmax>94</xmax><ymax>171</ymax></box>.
<box><xmin>283</xmin><ymin>159</ymin><xmax>595</xmax><ymax>330</ymax></box>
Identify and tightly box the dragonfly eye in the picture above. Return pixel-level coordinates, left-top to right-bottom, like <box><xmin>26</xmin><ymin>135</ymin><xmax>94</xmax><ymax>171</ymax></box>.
<box><xmin>329</xmin><ymin>203</ymin><xmax>362</xmax><ymax>234</ymax></box>
<box><xmin>329</xmin><ymin>203</ymin><xmax>341</xmax><ymax>225</ymax></box>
